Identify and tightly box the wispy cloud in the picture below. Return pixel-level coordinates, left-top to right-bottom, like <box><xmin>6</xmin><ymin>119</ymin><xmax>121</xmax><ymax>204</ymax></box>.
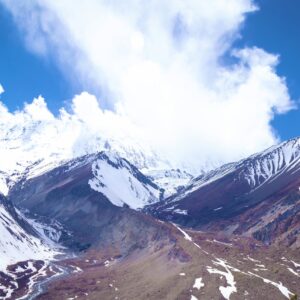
<box><xmin>0</xmin><ymin>92</ymin><xmax>156</xmax><ymax>175</ymax></box>
<box><xmin>0</xmin><ymin>0</ymin><xmax>295</xmax><ymax>170</ymax></box>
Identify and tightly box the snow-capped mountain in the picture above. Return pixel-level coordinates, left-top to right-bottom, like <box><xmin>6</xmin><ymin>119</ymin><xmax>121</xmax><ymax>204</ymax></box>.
<box><xmin>0</xmin><ymin>194</ymin><xmax>57</xmax><ymax>272</ymax></box>
<box><xmin>242</xmin><ymin>137</ymin><xmax>300</xmax><ymax>188</ymax></box>
<box><xmin>146</xmin><ymin>137</ymin><xmax>300</xmax><ymax>247</ymax></box>
<box><xmin>0</xmin><ymin>119</ymin><xmax>162</xmax><ymax>195</ymax></box>
<box><xmin>158</xmin><ymin>137</ymin><xmax>300</xmax><ymax>205</ymax></box>
<box><xmin>8</xmin><ymin>151</ymin><xmax>165</xmax><ymax>250</ymax></box>
<box><xmin>0</xmin><ymin>97</ymin><xmax>189</xmax><ymax>197</ymax></box>
<box><xmin>3</xmin><ymin>137</ymin><xmax>300</xmax><ymax>299</ymax></box>
<box><xmin>12</xmin><ymin>151</ymin><xmax>162</xmax><ymax>210</ymax></box>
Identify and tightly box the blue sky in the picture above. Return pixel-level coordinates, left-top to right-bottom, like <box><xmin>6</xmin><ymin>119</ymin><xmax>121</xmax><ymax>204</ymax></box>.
<box><xmin>0</xmin><ymin>5</ymin><xmax>72</xmax><ymax>114</ymax></box>
<box><xmin>236</xmin><ymin>0</ymin><xmax>300</xmax><ymax>140</ymax></box>
<box><xmin>0</xmin><ymin>0</ymin><xmax>299</xmax><ymax>141</ymax></box>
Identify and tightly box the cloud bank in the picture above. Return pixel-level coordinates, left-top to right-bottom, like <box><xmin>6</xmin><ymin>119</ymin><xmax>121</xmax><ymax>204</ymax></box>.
<box><xmin>0</xmin><ymin>0</ymin><xmax>295</xmax><ymax>170</ymax></box>
<box><xmin>0</xmin><ymin>92</ymin><xmax>158</xmax><ymax>179</ymax></box>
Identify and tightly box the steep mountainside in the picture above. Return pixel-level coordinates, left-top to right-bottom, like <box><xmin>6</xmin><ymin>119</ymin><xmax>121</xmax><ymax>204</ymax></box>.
<box><xmin>88</xmin><ymin>152</ymin><xmax>161</xmax><ymax>208</ymax></box>
<box><xmin>9</xmin><ymin>151</ymin><xmax>166</xmax><ymax>251</ymax></box>
<box><xmin>0</xmin><ymin>194</ymin><xmax>57</xmax><ymax>272</ymax></box>
<box><xmin>146</xmin><ymin>137</ymin><xmax>300</xmax><ymax>247</ymax></box>
<box><xmin>1</xmin><ymin>151</ymin><xmax>181</xmax><ymax>300</ymax></box>
<box><xmin>1</xmin><ymin>139</ymin><xmax>300</xmax><ymax>299</ymax></box>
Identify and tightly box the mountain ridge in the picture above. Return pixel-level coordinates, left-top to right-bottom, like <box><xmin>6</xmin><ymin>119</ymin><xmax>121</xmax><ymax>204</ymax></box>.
<box><xmin>145</xmin><ymin>136</ymin><xmax>300</xmax><ymax>248</ymax></box>
<box><xmin>1</xmin><ymin>137</ymin><xmax>300</xmax><ymax>299</ymax></box>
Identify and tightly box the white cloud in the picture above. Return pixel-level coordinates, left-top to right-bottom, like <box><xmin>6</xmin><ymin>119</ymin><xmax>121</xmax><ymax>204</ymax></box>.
<box><xmin>0</xmin><ymin>92</ymin><xmax>158</xmax><ymax>179</ymax></box>
<box><xmin>24</xmin><ymin>96</ymin><xmax>55</xmax><ymax>121</ymax></box>
<box><xmin>0</xmin><ymin>84</ymin><xmax>4</xmax><ymax>95</ymax></box>
<box><xmin>0</xmin><ymin>0</ymin><xmax>295</xmax><ymax>170</ymax></box>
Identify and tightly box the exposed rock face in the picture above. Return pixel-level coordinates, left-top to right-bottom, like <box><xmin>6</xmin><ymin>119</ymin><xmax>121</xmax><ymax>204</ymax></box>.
<box><xmin>146</xmin><ymin>137</ymin><xmax>300</xmax><ymax>247</ymax></box>
<box><xmin>9</xmin><ymin>152</ymin><xmax>170</xmax><ymax>254</ymax></box>
<box><xmin>1</xmin><ymin>139</ymin><xmax>300</xmax><ymax>299</ymax></box>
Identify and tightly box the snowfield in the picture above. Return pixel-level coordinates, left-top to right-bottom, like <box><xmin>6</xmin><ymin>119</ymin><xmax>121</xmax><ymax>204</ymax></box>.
<box><xmin>88</xmin><ymin>153</ymin><xmax>160</xmax><ymax>209</ymax></box>
<box><xmin>0</xmin><ymin>202</ymin><xmax>58</xmax><ymax>272</ymax></box>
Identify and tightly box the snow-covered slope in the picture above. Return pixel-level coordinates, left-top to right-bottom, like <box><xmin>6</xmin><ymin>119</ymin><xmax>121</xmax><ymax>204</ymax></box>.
<box><xmin>143</xmin><ymin>168</ymin><xmax>193</xmax><ymax>198</ymax></box>
<box><xmin>8</xmin><ymin>151</ymin><xmax>165</xmax><ymax>251</ymax></box>
<box><xmin>0</xmin><ymin>195</ymin><xmax>57</xmax><ymax>272</ymax></box>
<box><xmin>0</xmin><ymin>120</ymin><xmax>163</xmax><ymax>196</ymax></box>
<box><xmin>88</xmin><ymin>152</ymin><xmax>161</xmax><ymax>209</ymax></box>
<box><xmin>241</xmin><ymin>137</ymin><xmax>300</xmax><ymax>189</ymax></box>
<box><xmin>0</xmin><ymin>171</ymin><xmax>10</xmax><ymax>196</ymax></box>
<box><xmin>0</xmin><ymin>97</ymin><xmax>186</xmax><ymax>196</ymax></box>
<box><xmin>11</xmin><ymin>151</ymin><xmax>162</xmax><ymax>211</ymax></box>
<box><xmin>168</xmin><ymin>137</ymin><xmax>300</xmax><ymax>204</ymax></box>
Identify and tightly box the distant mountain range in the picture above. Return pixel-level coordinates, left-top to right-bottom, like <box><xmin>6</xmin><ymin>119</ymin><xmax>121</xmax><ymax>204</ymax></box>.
<box><xmin>0</xmin><ymin>110</ymin><xmax>192</xmax><ymax>200</ymax></box>
<box><xmin>0</xmin><ymin>137</ymin><xmax>300</xmax><ymax>299</ymax></box>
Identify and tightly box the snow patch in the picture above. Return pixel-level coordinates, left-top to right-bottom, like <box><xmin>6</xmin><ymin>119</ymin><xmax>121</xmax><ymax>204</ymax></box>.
<box><xmin>246</xmin><ymin>255</ymin><xmax>260</xmax><ymax>263</ymax></box>
<box><xmin>287</xmin><ymin>268</ymin><xmax>300</xmax><ymax>277</ymax></box>
<box><xmin>207</xmin><ymin>258</ymin><xmax>237</xmax><ymax>300</ymax></box>
<box><xmin>248</xmin><ymin>272</ymin><xmax>294</xmax><ymax>299</ymax></box>
<box><xmin>214</xmin><ymin>207</ymin><xmax>223</xmax><ymax>211</ymax></box>
<box><xmin>173</xmin><ymin>209</ymin><xmax>188</xmax><ymax>215</ymax></box>
<box><xmin>290</xmin><ymin>260</ymin><xmax>300</xmax><ymax>268</ymax></box>
<box><xmin>172</xmin><ymin>223</ymin><xmax>192</xmax><ymax>241</ymax></box>
<box><xmin>193</xmin><ymin>277</ymin><xmax>204</xmax><ymax>290</ymax></box>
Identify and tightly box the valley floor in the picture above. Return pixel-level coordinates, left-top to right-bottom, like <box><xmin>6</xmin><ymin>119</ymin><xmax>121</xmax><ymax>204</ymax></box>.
<box><xmin>4</xmin><ymin>222</ymin><xmax>299</xmax><ymax>300</ymax></box>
